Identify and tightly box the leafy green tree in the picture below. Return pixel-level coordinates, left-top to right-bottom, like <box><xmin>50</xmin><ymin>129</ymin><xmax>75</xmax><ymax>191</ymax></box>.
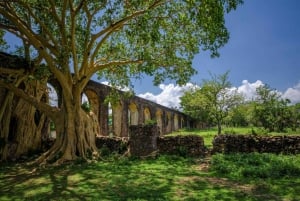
<box><xmin>0</xmin><ymin>0</ymin><xmax>243</xmax><ymax>164</ymax></box>
<box><xmin>181</xmin><ymin>72</ymin><xmax>243</xmax><ymax>134</ymax></box>
<box><xmin>225</xmin><ymin>103</ymin><xmax>251</xmax><ymax>127</ymax></box>
<box><xmin>253</xmin><ymin>85</ymin><xmax>292</xmax><ymax>132</ymax></box>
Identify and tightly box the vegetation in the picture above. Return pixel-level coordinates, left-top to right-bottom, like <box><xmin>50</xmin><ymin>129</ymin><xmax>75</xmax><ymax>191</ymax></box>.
<box><xmin>1</xmin><ymin>154</ymin><xmax>299</xmax><ymax>201</ymax></box>
<box><xmin>253</xmin><ymin>85</ymin><xmax>298</xmax><ymax>132</ymax></box>
<box><xmin>169</xmin><ymin>127</ymin><xmax>300</xmax><ymax>148</ymax></box>
<box><xmin>181</xmin><ymin>73</ymin><xmax>300</xmax><ymax>134</ymax></box>
<box><xmin>0</xmin><ymin>0</ymin><xmax>243</xmax><ymax>164</ymax></box>
<box><xmin>181</xmin><ymin>72</ymin><xmax>244</xmax><ymax>134</ymax></box>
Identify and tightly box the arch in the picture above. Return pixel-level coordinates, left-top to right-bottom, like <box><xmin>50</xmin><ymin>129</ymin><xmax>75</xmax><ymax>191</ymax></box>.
<box><xmin>108</xmin><ymin>102</ymin><xmax>113</xmax><ymax>136</ymax></box>
<box><xmin>112</xmin><ymin>101</ymin><xmax>123</xmax><ymax>137</ymax></box>
<box><xmin>83</xmin><ymin>89</ymin><xmax>99</xmax><ymax>117</ymax></box>
<box><xmin>144</xmin><ymin>107</ymin><xmax>151</xmax><ymax>123</ymax></box>
<box><xmin>47</xmin><ymin>83</ymin><xmax>59</xmax><ymax>139</ymax></box>
<box><xmin>165</xmin><ymin>111</ymin><xmax>172</xmax><ymax>133</ymax></box>
<box><xmin>174</xmin><ymin>114</ymin><xmax>179</xmax><ymax>131</ymax></box>
<box><xmin>128</xmin><ymin>102</ymin><xmax>138</xmax><ymax>125</ymax></box>
<box><xmin>156</xmin><ymin>109</ymin><xmax>163</xmax><ymax>135</ymax></box>
<box><xmin>47</xmin><ymin>83</ymin><xmax>58</xmax><ymax>107</ymax></box>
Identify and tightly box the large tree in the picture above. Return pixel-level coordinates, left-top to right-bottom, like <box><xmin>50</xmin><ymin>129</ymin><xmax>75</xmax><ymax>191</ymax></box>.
<box><xmin>181</xmin><ymin>72</ymin><xmax>243</xmax><ymax>134</ymax></box>
<box><xmin>0</xmin><ymin>0</ymin><xmax>243</xmax><ymax>164</ymax></box>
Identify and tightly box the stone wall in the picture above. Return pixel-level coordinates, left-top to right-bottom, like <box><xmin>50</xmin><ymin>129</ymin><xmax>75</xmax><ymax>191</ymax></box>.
<box><xmin>96</xmin><ymin>136</ymin><xmax>128</xmax><ymax>155</ymax></box>
<box><xmin>96</xmin><ymin>125</ymin><xmax>206</xmax><ymax>157</ymax></box>
<box><xmin>129</xmin><ymin>125</ymin><xmax>159</xmax><ymax>157</ymax></box>
<box><xmin>212</xmin><ymin>134</ymin><xmax>300</xmax><ymax>154</ymax></box>
<box><xmin>158</xmin><ymin>135</ymin><xmax>205</xmax><ymax>157</ymax></box>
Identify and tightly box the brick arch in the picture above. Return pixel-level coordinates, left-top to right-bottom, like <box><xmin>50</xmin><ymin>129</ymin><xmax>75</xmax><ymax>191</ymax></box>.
<box><xmin>156</xmin><ymin>109</ymin><xmax>163</xmax><ymax>135</ymax></box>
<box><xmin>128</xmin><ymin>102</ymin><xmax>138</xmax><ymax>125</ymax></box>
<box><xmin>174</xmin><ymin>114</ymin><xmax>179</xmax><ymax>130</ymax></box>
<box><xmin>165</xmin><ymin>111</ymin><xmax>172</xmax><ymax>133</ymax></box>
<box><xmin>143</xmin><ymin>107</ymin><xmax>151</xmax><ymax>123</ymax></box>
<box><xmin>83</xmin><ymin>89</ymin><xmax>99</xmax><ymax>117</ymax></box>
<box><xmin>82</xmin><ymin>80</ymin><xmax>195</xmax><ymax>136</ymax></box>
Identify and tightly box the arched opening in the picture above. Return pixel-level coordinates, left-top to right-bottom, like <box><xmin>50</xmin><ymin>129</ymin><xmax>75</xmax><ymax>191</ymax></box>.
<box><xmin>174</xmin><ymin>114</ymin><xmax>179</xmax><ymax>131</ymax></box>
<box><xmin>165</xmin><ymin>112</ymin><xmax>172</xmax><ymax>133</ymax></box>
<box><xmin>83</xmin><ymin>89</ymin><xmax>99</xmax><ymax>117</ymax></box>
<box><xmin>144</xmin><ymin>107</ymin><xmax>151</xmax><ymax>123</ymax></box>
<box><xmin>128</xmin><ymin>102</ymin><xmax>138</xmax><ymax>125</ymax></box>
<box><xmin>112</xmin><ymin>101</ymin><xmax>122</xmax><ymax>137</ymax></box>
<box><xmin>108</xmin><ymin>102</ymin><xmax>113</xmax><ymax>136</ymax></box>
<box><xmin>47</xmin><ymin>83</ymin><xmax>59</xmax><ymax>139</ymax></box>
<box><xmin>156</xmin><ymin>109</ymin><xmax>163</xmax><ymax>135</ymax></box>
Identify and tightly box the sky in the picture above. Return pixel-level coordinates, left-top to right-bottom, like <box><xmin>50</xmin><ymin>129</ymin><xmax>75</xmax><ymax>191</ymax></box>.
<box><xmin>136</xmin><ymin>0</ymin><xmax>300</xmax><ymax>107</ymax></box>
<box><xmin>3</xmin><ymin>0</ymin><xmax>300</xmax><ymax>108</ymax></box>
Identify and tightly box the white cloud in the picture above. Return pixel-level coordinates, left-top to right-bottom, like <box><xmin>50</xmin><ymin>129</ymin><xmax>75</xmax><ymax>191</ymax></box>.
<box><xmin>283</xmin><ymin>83</ymin><xmax>300</xmax><ymax>104</ymax></box>
<box><xmin>237</xmin><ymin>80</ymin><xmax>264</xmax><ymax>101</ymax></box>
<box><xmin>138</xmin><ymin>83</ymin><xmax>197</xmax><ymax>109</ymax></box>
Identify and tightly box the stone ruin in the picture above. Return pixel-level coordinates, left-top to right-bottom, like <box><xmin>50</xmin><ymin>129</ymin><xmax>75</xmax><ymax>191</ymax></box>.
<box><xmin>212</xmin><ymin>134</ymin><xmax>300</xmax><ymax>154</ymax></box>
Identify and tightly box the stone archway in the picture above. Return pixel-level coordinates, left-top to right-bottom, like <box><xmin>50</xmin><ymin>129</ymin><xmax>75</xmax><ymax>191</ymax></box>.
<box><xmin>144</xmin><ymin>107</ymin><xmax>151</xmax><ymax>123</ymax></box>
<box><xmin>174</xmin><ymin>114</ymin><xmax>179</xmax><ymax>131</ymax></box>
<box><xmin>128</xmin><ymin>102</ymin><xmax>138</xmax><ymax>125</ymax></box>
<box><xmin>156</xmin><ymin>109</ymin><xmax>163</xmax><ymax>135</ymax></box>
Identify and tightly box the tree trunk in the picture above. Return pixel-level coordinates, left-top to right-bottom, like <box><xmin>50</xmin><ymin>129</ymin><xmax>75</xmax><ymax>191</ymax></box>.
<box><xmin>0</xmin><ymin>79</ymin><xmax>49</xmax><ymax>161</ymax></box>
<box><xmin>35</xmin><ymin>103</ymin><xmax>100</xmax><ymax>165</ymax></box>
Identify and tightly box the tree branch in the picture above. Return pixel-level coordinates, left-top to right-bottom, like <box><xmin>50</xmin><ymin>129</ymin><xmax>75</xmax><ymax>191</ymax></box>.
<box><xmin>0</xmin><ymin>80</ymin><xmax>59</xmax><ymax>119</ymax></box>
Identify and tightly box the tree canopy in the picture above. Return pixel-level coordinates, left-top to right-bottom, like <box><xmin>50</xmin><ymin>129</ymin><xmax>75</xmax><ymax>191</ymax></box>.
<box><xmin>180</xmin><ymin>72</ymin><xmax>243</xmax><ymax>134</ymax></box>
<box><xmin>0</xmin><ymin>0</ymin><xmax>243</xmax><ymax>163</ymax></box>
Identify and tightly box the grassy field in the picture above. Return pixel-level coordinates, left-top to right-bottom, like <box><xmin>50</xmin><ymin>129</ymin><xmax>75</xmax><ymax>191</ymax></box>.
<box><xmin>1</xmin><ymin>153</ymin><xmax>300</xmax><ymax>201</ymax></box>
<box><xmin>168</xmin><ymin>126</ymin><xmax>300</xmax><ymax>148</ymax></box>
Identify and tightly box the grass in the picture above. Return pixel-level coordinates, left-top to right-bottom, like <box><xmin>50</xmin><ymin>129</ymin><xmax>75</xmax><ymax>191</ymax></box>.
<box><xmin>1</xmin><ymin>153</ymin><xmax>300</xmax><ymax>201</ymax></box>
<box><xmin>168</xmin><ymin>126</ymin><xmax>300</xmax><ymax>148</ymax></box>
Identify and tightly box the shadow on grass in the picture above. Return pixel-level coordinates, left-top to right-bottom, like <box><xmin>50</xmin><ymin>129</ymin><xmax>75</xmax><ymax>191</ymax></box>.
<box><xmin>1</xmin><ymin>154</ymin><xmax>300</xmax><ymax>200</ymax></box>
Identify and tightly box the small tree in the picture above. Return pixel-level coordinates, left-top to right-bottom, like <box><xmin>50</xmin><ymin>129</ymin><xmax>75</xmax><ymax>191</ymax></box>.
<box><xmin>181</xmin><ymin>72</ymin><xmax>243</xmax><ymax>134</ymax></box>
<box><xmin>253</xmin><ymin>85</ymin><xmax>293</xmax><ymax>132</ymax></box>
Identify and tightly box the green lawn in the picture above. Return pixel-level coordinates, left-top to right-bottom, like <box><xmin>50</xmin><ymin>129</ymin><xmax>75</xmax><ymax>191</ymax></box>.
<box><xmin>168</xmin><ymin>126</ymin><xmax>300</xmax><ymax>148</ymax></box>
<box><xmin>1</xmin><ymin>153</ymin><xmax>300</xmax><ymax>201</ymax></box>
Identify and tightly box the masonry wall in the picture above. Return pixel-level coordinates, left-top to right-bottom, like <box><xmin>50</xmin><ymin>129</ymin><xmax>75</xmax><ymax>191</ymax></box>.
<box><xmin>158</xmin><ymin>135</ymin><xmax>205</xmax><ymax>157</ymax></box>
<box><xmin>212</xmin><ymin>134</ymin><xmax>300</xmax><ymax>154</ymax></box>
<box><xmin>96</xmin><ymin>125</ymin><xmax>206</xmax><ymax>157</ymax></box>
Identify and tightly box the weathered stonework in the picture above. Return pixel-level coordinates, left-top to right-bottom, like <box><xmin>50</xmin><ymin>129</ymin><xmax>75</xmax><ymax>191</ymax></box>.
<box><xmin>129</xmin><ymin>125</ymin><xmax>159</xmax><ymax>157</ymax></box>
<box><xmin>158</xmin><ymin>135</ymin><xmax>205</xmax><ymax>157</ymax></box>
<box><xmin>84</xmin><ymin>80</ymin><xmax>192</xmax><ymax>137</ymax></box>
<box><xmin>96</xmin><ymin>136</ymin><xmax>128</xmax><ymax>154</ymax></box>
<box><xmin>212</xmin><ymin>134</ymin><xmax>300</xmax><ymax>154</ymax></box>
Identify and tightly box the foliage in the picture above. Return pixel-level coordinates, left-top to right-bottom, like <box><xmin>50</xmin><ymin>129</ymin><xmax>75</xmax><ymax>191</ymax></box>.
<box><xmin>0</xmin><ymin>0</ymin><xmax>243</xmax><ymax>163</ymax></box>
<box><xmin>144</xmin><ymin>119</ymin><xmax>157</xmax><ymax>126</ymax></box>
<box><xmin>81</xmin><ymin>101</ymin><xmax>91</xmax><ymax>113</ymax></box>
<box><xmin>181</xmin><ymin>72</ymin><xmax>244</xmax><ymax>134</ymax></box>
<box><xmin>253</xmin><ymin>85</ymin><xmax>294</xmax><ymax>132</ymax></box>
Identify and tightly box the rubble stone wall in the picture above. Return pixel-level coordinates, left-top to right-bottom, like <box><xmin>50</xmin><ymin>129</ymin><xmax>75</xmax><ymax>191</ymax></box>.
<box><xmin>96</xmin><ymin>136</ymin><xmax>128</xmax><ymax>154</ymax></box>
<box><xmin>212</xmin><ymin>134</ymin><xmax>300</xmax><ymax>154</ymax></box>
<box><xmin>97</xmin><ymin>125</ymin><xmax>206</xmax><ymax>157</ymax></box>
<box><xmin>158</xmin><ymin>135</ymin><xmax>205</xmax><ymax>157</ymax></box>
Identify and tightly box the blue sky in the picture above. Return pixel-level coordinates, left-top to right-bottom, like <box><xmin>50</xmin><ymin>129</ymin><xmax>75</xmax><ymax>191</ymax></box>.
<box><xmin>146</xmin><ymin>0</ymin><xmax>300</xmax><ymax>92</ymax></box>
<box><xmin>3</xmin><ymin>0</ymin><xmax>300</xmax><ymax>107</ymax></box>
<box><xmin>137</xmin><ymin>0</ymin><xmax>300</xmax><ymax>107</ymax></box>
